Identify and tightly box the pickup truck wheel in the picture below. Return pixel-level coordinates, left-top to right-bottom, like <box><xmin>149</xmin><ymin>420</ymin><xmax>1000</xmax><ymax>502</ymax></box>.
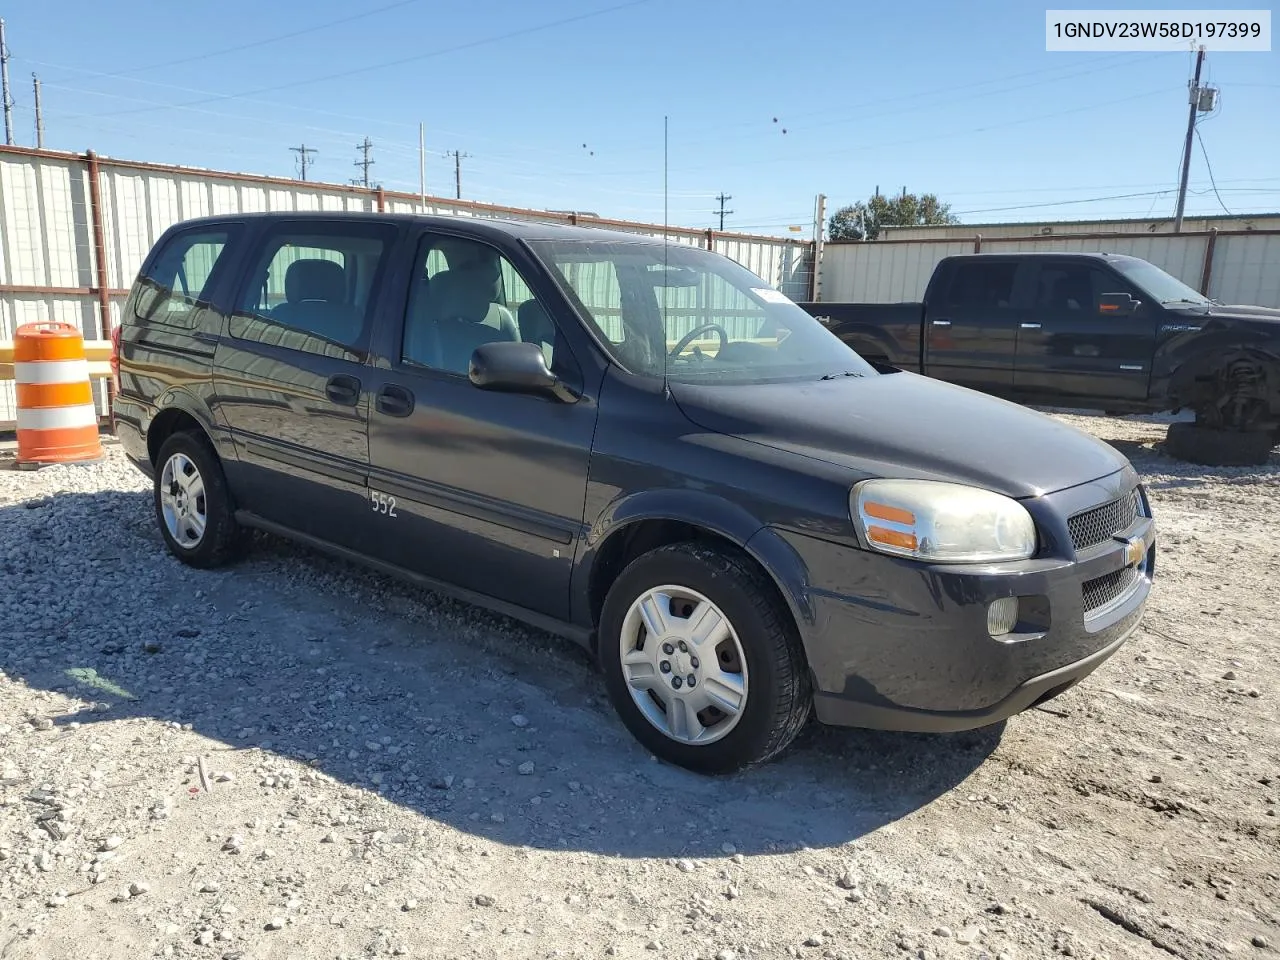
<box><xmin>1163</xmin><ymin>421</ymin><xmax>1276</xmax><ymax>467</ymax></box>
<box><xmin>599</xmin><ymin>542</ymin><xmax>812</xmax><ymax>774</ymax></box>
<box><xmin>154</xmin><ymin>431</ymin><xmax>247</xmax><ymax>568</ymax></box>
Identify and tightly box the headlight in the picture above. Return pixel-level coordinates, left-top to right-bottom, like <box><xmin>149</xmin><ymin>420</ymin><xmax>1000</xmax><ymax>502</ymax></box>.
<box><xmin>851</xmin><ymin>479</ymin><xmax>1037</xmax><ymax>563</ymax></box>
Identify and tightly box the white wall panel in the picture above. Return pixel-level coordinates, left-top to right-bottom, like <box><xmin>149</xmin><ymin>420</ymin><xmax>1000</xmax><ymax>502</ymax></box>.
<box><xmin>822</xmin><ymin>234</ymin><xmax>1279</xmax><ymax>308</ymax></box>
<box><xmin>1211</xmin><ymin>233</ymin><xmax>1280</xmax><ymax>307</ymax></box>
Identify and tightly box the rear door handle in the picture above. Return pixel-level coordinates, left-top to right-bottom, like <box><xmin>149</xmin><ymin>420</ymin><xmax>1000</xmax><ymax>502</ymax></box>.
<box><xmin>325</xmin><ymin>374</ymin><xmax>362</xmax><ymax>406</ymax></box>
<box><xmin>931</xmin><ymin>319</ymin><xmax>952</xmax><ymax>326</ymax></box>
<box><xmin>1020</xmin><ymin>322</ymin><xmax>1042</xmax><ymax>329</ymax></box>
<box><xmin>376</xmin><ymin>384</ymin><xmax>415</xmax><ymax>418</ymax></box>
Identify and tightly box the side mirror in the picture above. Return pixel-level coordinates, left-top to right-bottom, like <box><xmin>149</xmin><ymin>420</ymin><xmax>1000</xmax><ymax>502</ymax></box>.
<box><xmin>1098</xmin><ymin>292</ymin><xmax>1140</xmax><ymax>317</ymax></box>
<box><xmin>469</xmin><ymin>341</ymin><xmax>578</xmax><ymax>402</ymax></box>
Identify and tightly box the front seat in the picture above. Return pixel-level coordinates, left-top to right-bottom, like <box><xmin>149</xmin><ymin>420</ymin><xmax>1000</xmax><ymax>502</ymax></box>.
<box><xmin>271</xmin><ymin>259</ymin><xmax>358</xmax><ymax>342</ymax></box>
<box><xmin>431</xmin><ymin>262</ymin><xmax>518</xmax><ymax>373</ymax></box>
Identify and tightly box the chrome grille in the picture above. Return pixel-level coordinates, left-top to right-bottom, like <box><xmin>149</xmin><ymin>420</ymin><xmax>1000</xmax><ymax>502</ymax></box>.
<box><xmin>1082</xmin><ymin>566</ymin><xmax>1139</xmax><ymax>615</ymax></box>
<box><xmin>1067</xmin><ymin>490</ymin><xmax>1141</xmax><ymax>552</ymax></box>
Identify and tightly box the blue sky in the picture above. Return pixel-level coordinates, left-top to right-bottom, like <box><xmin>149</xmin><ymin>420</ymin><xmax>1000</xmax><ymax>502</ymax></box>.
<box><xmin>5</xmin><ymin>0</ymin><xmax>1278</xmax><ymax>235</ymax></box>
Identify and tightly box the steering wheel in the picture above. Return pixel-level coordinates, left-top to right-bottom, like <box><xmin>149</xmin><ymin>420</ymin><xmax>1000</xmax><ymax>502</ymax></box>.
<box><xmin>669</xmin><ymin>323</ymin><xmax>728</xmax><ymax>359</ymax></box>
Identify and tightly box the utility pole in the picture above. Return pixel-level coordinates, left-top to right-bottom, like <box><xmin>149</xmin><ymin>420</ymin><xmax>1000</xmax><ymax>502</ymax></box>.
<box><xmin>1</xmin><ymin>20</ymin><xmax>14</xmax><ymax>147</ymax></box>
<box><xmin>418</xmin><ymin>122</ymin><xmax>426</xmax><ymax>209</ymax></box>
<box><xmin>290</xmin><ymin>143</ymin><xmax>317</xmax><ymax>181</ymax></box>
<box><xmin>32</xmin><ymin>73</ymin><xmax>43</xmax><ymax>149</ymax></box>
<box><xmin>445</xmin><ymin>149</ymin><xmax>470</xmax><ymax>200</ymax></box>
<box><xmin>1173</xmin><ymin>45</ymin><xmax>1206</xmax><ymax>233</ymax></box>
<box><xmin>713</xmin><ymin>192</ymin><xmax>734</xmax><ymax>231</ymax></box>
<box><xmin>352</xmin><ymin>137</ymin><xmax>374</xmax><ymax>188</ymax></box>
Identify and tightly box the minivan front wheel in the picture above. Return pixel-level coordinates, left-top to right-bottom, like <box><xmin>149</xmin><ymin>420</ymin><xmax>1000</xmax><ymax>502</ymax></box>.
<box><xmin>153</xmin><ymin>431</ymin><xmax>245</xmax><ymax>568</ymax></box>
<box><xmin>599</xmin><ymin>542</ymin><xmax>812</xmax><ymax>773</ymax></box>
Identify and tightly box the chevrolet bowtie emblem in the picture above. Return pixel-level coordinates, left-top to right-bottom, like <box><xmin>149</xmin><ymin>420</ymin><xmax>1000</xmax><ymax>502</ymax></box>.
<box><xmin>1117</xmin><ymin>535</ymin><xmax>1146</xmax><ymax>569</ymax></box>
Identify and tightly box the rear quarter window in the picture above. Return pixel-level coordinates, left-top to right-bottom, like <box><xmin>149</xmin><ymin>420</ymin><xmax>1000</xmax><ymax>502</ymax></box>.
<box><xmin>132</xmin><ymin>227</ymin><xmax>240</xmax><ymax>328</ymax></box>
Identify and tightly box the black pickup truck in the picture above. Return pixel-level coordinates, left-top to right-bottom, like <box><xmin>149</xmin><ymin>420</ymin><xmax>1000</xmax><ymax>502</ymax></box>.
<box><xmin>800</xmin><ymin>252</ymin><xmax>1280</xmax><ymax>466</ymax></box>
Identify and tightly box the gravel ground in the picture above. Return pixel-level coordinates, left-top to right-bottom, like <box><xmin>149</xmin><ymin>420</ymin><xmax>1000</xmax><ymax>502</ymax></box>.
<box><xmin>1</xmin><ymin>413</ymin><xmax>1277</xmax><ymax>960</ymax></box>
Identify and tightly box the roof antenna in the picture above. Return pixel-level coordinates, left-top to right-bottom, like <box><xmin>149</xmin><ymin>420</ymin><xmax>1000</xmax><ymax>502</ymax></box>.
<box><xmin>662</xmin><ymin>113</ymin><xmax>671</xmax><ymax>400</ymax></box>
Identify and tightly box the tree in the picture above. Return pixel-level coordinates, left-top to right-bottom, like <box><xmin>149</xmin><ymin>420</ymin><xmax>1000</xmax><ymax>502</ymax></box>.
<box><xmin>828</xmin><ymin>191</ymin><xmax>958</xmax><ymax>241</ymax></box>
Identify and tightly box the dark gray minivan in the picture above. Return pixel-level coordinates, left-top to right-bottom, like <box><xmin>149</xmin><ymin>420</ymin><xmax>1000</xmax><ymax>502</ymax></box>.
<box><xmin>112</xmin><ymin>213</ymin><xmax>1155</xmax><ymax>772</ymax></box>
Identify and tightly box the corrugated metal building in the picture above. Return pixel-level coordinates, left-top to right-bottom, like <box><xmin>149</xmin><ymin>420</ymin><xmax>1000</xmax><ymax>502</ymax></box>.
<box><xmin>0</xmin><ymin>146</ymin><xmax>815</xmax><ymax>425</ymax></box>
<box><xmin>820</xmin><ymin>225</ymin><xmax>1280</xmax><ymax>308</ymax></box>
<box><xmin>881</xmin><ymin>212</ymin><xmax>1280</xmax><ymax>241</ymax></box>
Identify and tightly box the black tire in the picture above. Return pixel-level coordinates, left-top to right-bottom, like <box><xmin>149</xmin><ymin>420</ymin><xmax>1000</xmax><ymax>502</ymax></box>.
<box><xmin>598</xmin><ymin>542</ymin><xmax>812</xmax><ymax>774</ymax></box>
<box><xmin>1163</xmin><ymin>421</ymin><xmax>1276</xmax><ymax>467</ymax></box>
<box><xmin>153</xmin><ymin>430</ymin><xmax>247</xmax><ymax>568</ymax></box>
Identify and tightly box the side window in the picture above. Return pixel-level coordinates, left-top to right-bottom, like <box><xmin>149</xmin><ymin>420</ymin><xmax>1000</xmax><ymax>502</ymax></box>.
<box><xmin>946</xmin><ymin>262</ymin><xmax>1018</xmax><ymax>310</ymax></box>
<box><xmin>230</xmin><ymin>224</ymin><xmax>394</xmax><ymax>358</ymax></box>
<box><xmin>402</xmin><ymin>235</ymin><xmax>559</xmax><ymax>375</ymax></box>
<box><xmin>1035</xmin><ymin>265</ymin><xmax>1101</xmax><ymax>313</ymax></box>
<box><xmin>134</xmin><ymin>229</ymin><xmax>236</xmax><ymax>327</ymax></box>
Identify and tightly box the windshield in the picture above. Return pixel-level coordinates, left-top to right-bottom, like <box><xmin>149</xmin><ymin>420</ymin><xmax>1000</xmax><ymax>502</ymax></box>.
<box><xmin>1111</xmin><ymin>258</ymin><xmax>1210</xmax><ymax>306</ymax></box>
<box><xmin>527</xmin><ymin>239</ymin><xmax>877</xmax><ymax>384</ymax></box>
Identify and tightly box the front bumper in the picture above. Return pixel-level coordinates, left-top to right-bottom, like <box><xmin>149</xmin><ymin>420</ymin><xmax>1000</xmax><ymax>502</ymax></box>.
<box><xmin>778</xmin><ymin>471</ymin><xmax>1154</xmax><ymax>733</ymax></box>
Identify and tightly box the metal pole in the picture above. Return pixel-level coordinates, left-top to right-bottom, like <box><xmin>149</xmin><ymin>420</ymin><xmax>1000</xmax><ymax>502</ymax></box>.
<box><xmin>1173</xmin><ymin>46</ymin><xmax>1206</xmax><ymax>233</ymax></box>
<box><xmin>1</xmin><ymin>20</ymin><xmax>14</xmax><ymax>146</ymax></box>
<box><xmin>418</xmin><ymin>121</ymin><xmax>426</xmax><ymax>211</ymax></box>
<box><xmin>455</xmin><ymin>150</ymin><xmax>461</xmax><ymax>200</ymax></box>
<box><xmin>33</xmin><ymin>73</ymin><xmax>43</xmax><ymax>149</ymax></box>
<box><xmin>86</xmin><ymin>150</ymin><xmax>113</xmax><ymax>420</ymax></box>
<box><xmin>812</xmin><ymin>193</ymin><xmax>826</xmax><ymax>302</ymax></box>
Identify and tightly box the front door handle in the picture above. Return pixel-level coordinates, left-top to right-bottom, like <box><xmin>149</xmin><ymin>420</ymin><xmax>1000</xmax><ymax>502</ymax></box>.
<box><xmin>325</xmin><ymin>374</ymin><xmax>361</xmax><ymax>406</ymax></box>
<box><xmin>376</xmin><ymin>384</ymin><xmax>415</xmax><ymax>418</ymax></box>
<box><xmin>931</xmin><ymin>319</ymin><xmax>952</xmax><ymax>326</ymax></box>
<box><xmin>1020</xmin><ymin>322</ymin><xmax>1042</xmax><ymax>329</ymax></box>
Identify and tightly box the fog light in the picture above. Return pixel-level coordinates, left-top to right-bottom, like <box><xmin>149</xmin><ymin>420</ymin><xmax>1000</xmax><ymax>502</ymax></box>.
<box><xmin>987</xmin><ymin>597</ymin><xmax>1019</xmax><ymax>637</ymax></box>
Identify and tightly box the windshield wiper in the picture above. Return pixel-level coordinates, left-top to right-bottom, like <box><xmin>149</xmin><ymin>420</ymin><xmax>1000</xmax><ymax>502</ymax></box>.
<box><xmin>819</xmin><ymin>371</ymin><xmax>864</xmax><ymax>380</ymax></box>
<box><xmin>1162</xmin><ymin>298</ymin><xmax>1208</xmax><ymax>305</ymax></box>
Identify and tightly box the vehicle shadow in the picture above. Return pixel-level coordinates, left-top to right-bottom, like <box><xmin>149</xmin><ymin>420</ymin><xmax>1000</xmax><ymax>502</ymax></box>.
<box><xmin>0</xmin><ymin>489</ymin><xmax>1001</xmax><ymax>859</ymax></box>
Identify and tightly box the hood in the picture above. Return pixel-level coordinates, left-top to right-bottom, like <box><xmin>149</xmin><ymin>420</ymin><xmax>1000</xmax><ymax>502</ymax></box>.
<box><xmin>1206</xmin><ymin>303</ymin><xmax>1280</xmax><ymax>322</ymax></box>
<box><xmin>670</xmin><ymin>372</ymin><xmax>1129</xmax><ymax>499</ymax></box>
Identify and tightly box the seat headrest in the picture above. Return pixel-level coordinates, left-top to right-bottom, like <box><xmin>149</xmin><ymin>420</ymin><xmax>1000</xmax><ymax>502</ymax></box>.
<box><xmin>285</xmin><ymin>259</ymin><xmax>346</xmax><ymax>304</ymax></box>
<box><xmin>432</xmin><ymin>262</ymin><xmax>500</xmax><ymax>324</ymax></box>
<box><xmin>518</xmin><ymin>299</ymin><xmax>554</xmax><ymax>343</ymax></box>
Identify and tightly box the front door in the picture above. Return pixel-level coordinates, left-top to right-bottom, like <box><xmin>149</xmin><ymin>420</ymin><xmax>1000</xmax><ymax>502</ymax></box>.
<box><xmin>923</xmin><ymin>258</ymin><xmax>1027</xmax><ymax>394</ymax></box>
<box><xmin>1014</xmin><ymin>261</ymin><xmax>1155</xmax><ymax>402</ymax></box>
<box><xmin>362</xmin><ymin>231</ymin><xmax>601</xmax><ymax>621</ymax></box>
<box><xmin>210</xmin><ymin>218</ymin><xmax>402</xmax><ymax>547</ymax></box>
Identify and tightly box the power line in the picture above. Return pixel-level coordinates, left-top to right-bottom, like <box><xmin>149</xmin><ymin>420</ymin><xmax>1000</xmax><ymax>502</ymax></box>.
<box><xmin>713</xmin><ymin>193</ymin><xmax>733</xmax><ymax>231</ymax></box>
<box><xmin>1194</xmin><ymin>127</ymin><xmax>1232</xmax><ymax>216</ymax></box>
<box><xmin>73</xmin><ymin>0</ymin><xmax>657</xmax><ymax>122</ymax></box>
<box><xmin>111</xmin><ymin>0</ymin><xmax>425</xmax><ymax>77</ymax></box>
<box><xmin>290</xmin><ymin>143</ymin><xmax>317</xmax><ymax>181</ymax></box>
<box><xmin>954</xmin><ymin>190</ymin><xmax>1179</xmax><ymax>217</ymax></box>
<box><xmin>674</xmin><ymin>52</ymin><xmax>1162</xmax><ymax>150</ymax></box>
<box><xmin>352</xmin><ymin>137</ymin><xmax>375</xmax><ymax>188</ymax></box>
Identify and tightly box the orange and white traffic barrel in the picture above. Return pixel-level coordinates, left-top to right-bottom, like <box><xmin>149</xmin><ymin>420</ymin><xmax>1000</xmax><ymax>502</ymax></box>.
<box><xmin>14</xmin><ymin>322</ymin><xmax>104</xmax><ymax>466</ymax></box>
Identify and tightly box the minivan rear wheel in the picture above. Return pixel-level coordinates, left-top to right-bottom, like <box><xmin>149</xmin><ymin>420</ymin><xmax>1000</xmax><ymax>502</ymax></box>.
<box><xmin>599</xmin><ymin>542</ymin><xmax>812</xmax><ymax>773</ymax></box>
<box><xmin>154</xmin><ymin>431</ymin><xmax>246</xmax><ymax>568</ymax></box>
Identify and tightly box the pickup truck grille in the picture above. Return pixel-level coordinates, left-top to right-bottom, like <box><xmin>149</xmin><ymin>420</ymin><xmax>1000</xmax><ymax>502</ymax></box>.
<box><xmin>1067</xmin><ymin>490</ymin><xmax>1141</xmax><ymax>552</ymax></box>
<box><xmin>1082</xmin><ymin>566</ymin><xmax>1140</xmax><ymax>616</ymax></box>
